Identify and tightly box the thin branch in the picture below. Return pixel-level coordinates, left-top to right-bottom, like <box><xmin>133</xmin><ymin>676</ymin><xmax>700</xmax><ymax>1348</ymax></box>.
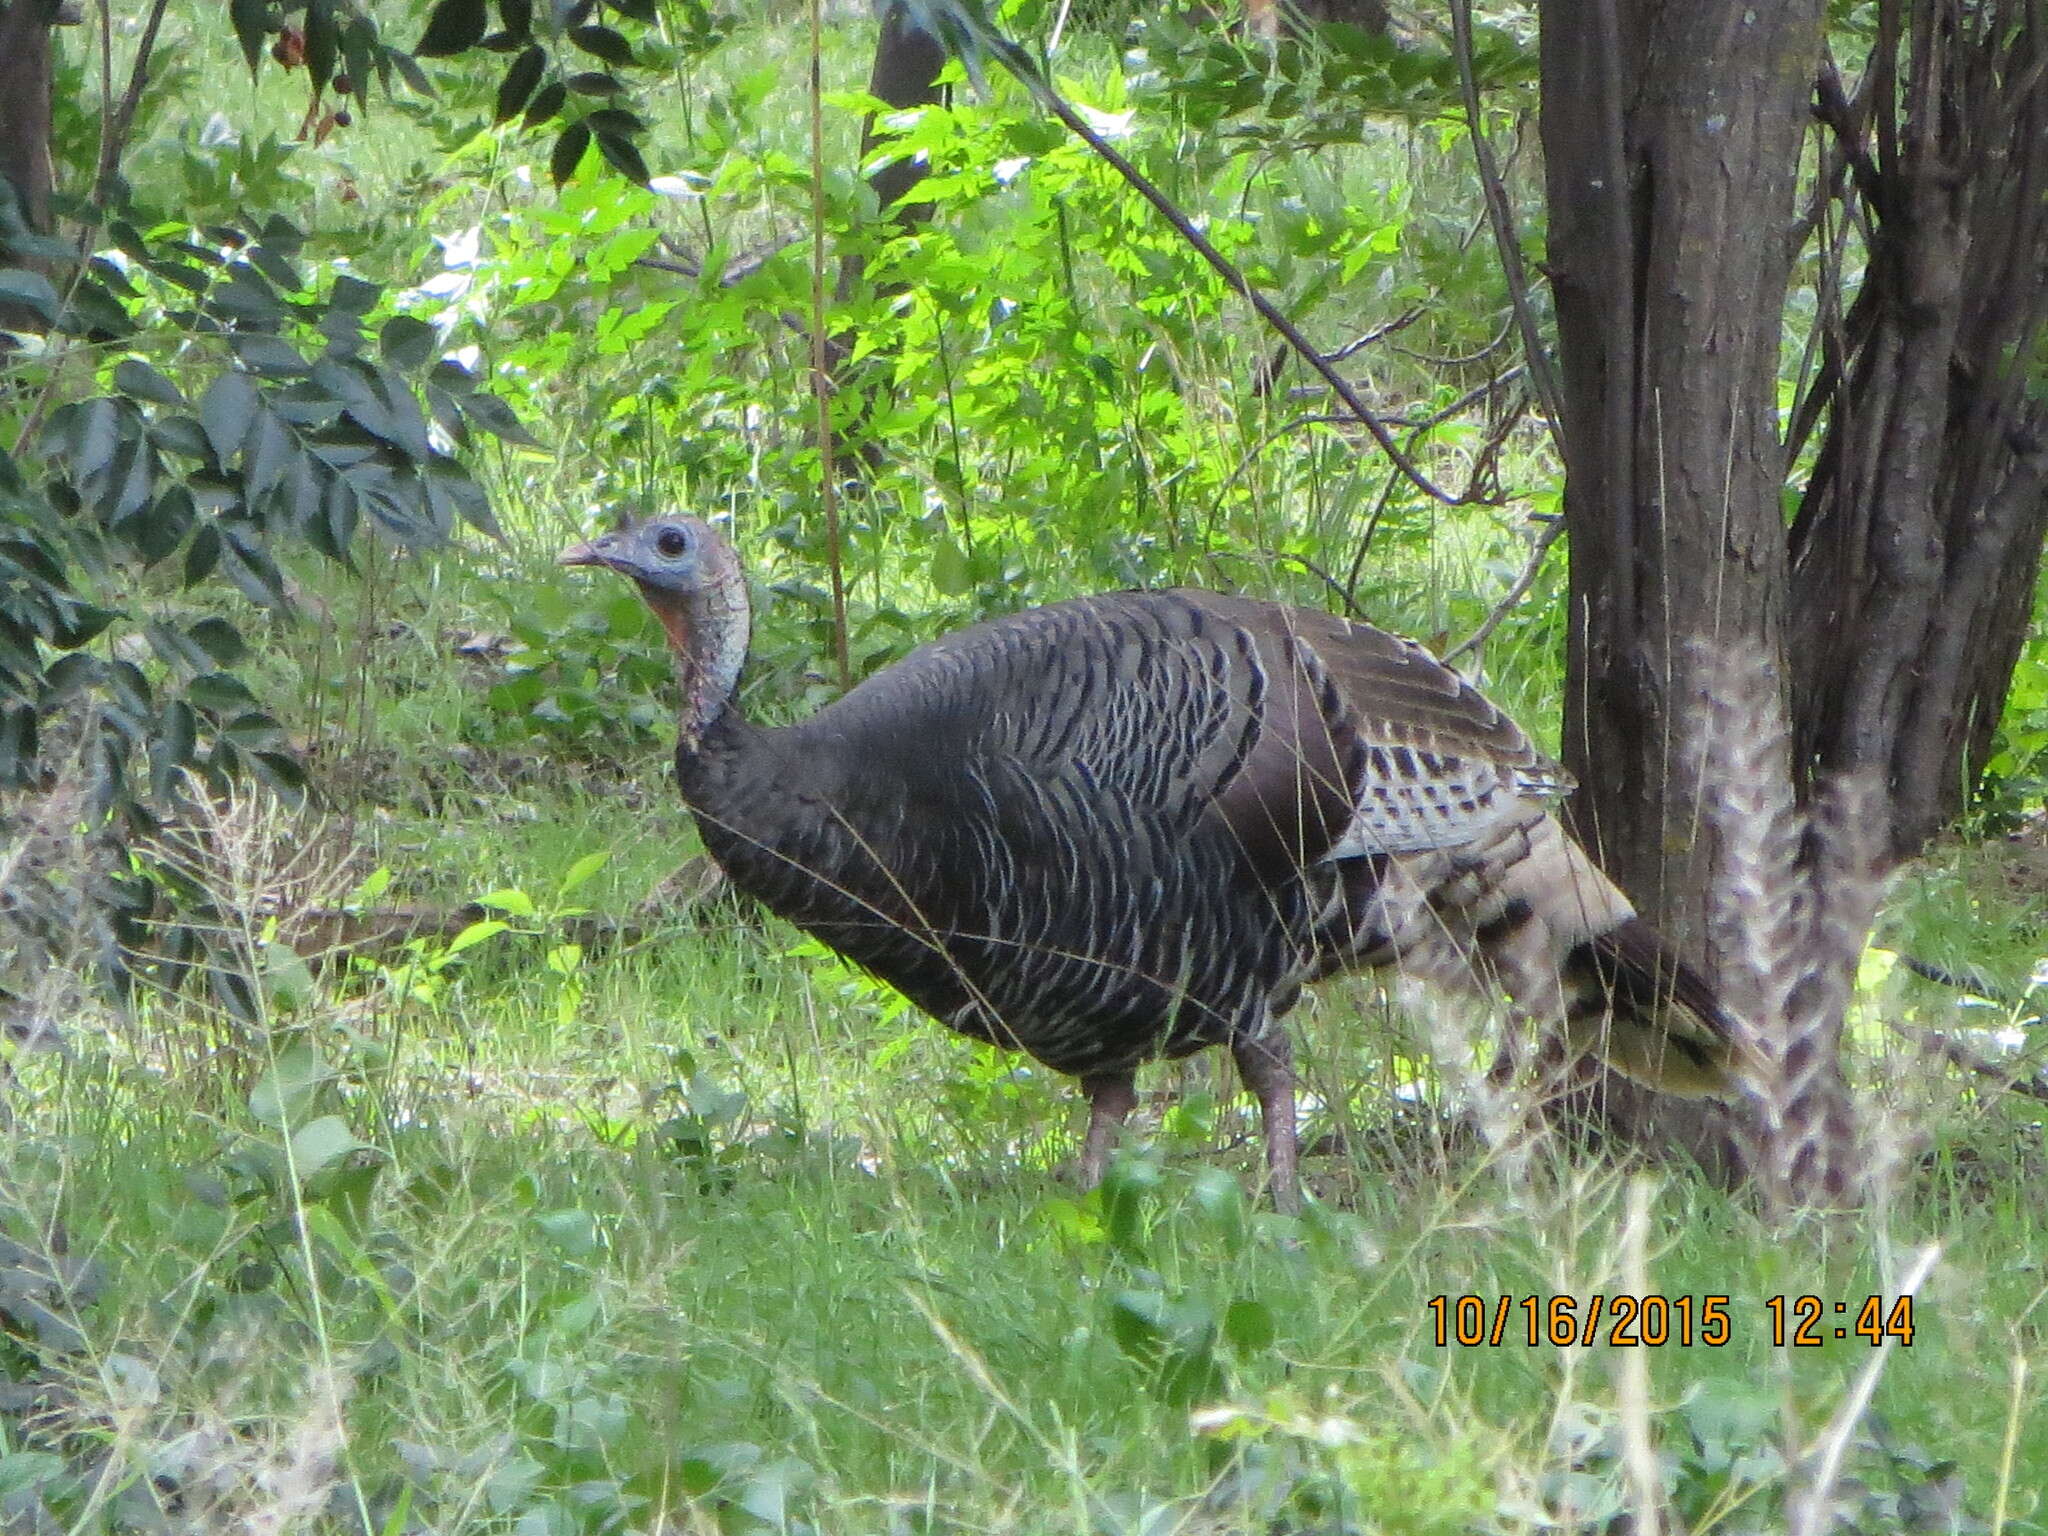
<box><xmin>1324</xmin><ymin>307</ymin><xmax>1425</xmax><ymax>363</ymax></box>
<box><xmin>1786</xmin><ymin>1244</ymin><xmax>1941</xmax><ymax>1536</ymax></box>
<box><xmin>1390</xmin><ymin>314</ymin><xmax>1515</xmax><ymax>370</ymax></box>
<box><xmin>1209</xmin><ymin>413</ymin><xmax>1355</xmax><ymax>504</ymax></box>
<box><xmin>1894</xmin><ymin>1021</ymin><xmax>2048</xmax><ymax>1105</ymax></box>
<box><xmin>1441</xmin><ymin>513</ymin><xmax>1566</xmax><ymax>666</ymax></box>
<box><xmin>968</xmin><ymin>41</ymin><xmax>1463</xmax><ymax>506</ymax></box>
<box><xmin>91</xmin><ymin>0</ymin><xmax>172</xmax><ymax>209</ymax></box>
<box><xmin>1447</xmin><ymin>0</ymin><xmax>1565</xmax><ymax>437</ymax></box>
<box><xmin>807</xmin><ymin>0</ymin><xmax>851</xmax><ymax>690</ymax></box>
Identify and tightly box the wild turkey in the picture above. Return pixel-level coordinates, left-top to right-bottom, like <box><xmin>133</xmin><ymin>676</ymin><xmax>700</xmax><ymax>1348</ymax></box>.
<box><xmin>561</xmin><ymin>516</ymin><xmax>1752</xmax><ymax>1211</ymax></box>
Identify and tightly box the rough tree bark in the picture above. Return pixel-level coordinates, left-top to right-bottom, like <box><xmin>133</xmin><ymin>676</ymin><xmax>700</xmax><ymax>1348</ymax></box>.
<box><xmin>858</xmin><ymin>3</ymin><xmax>949</xmax><ymax>234</ymax></box>
<box><xmin>1787</xmin><ymin>4</ymin><xmax>2048</xmax><ymax>857</ymax></box>
<box><xmin>1535</xmin><ymin>1</ymin><xmax>1827</xmax><ymax>1172</ymax></box>
<box><xmin>1538</xmin><ymin>0</ymin><xmax>1824</xmax><ymax>938</ymax></box>
<box><xmin>1535</xmin><ymin>1</ymin><xmax>2047</xmax><ymax>1183</ymax></box>
<box><xmin>0</xmin><ymin>0</ymin><xmax>59</xmax><ymax>338</ymax></box>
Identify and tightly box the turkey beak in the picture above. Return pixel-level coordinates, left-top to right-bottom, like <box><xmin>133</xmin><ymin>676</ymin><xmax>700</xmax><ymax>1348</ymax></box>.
<box><xmin>557</xmin><ymin>539</ymin><xmax>612</xmax><ymax>570</ymax></box>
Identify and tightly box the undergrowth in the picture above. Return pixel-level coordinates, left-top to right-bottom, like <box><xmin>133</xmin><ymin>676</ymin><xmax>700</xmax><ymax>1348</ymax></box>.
<box><xmin>3</xmin><ymin>4</ymin><xmax>2045</xmax><ymax>1532</ymax></box>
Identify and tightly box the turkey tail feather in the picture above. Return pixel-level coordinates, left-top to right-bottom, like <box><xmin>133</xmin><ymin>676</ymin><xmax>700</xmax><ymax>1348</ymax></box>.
<box><xmin>1560</xmin><ymin>916</ymin><xmax>1753</xmax><ymax>1097</ymax></box>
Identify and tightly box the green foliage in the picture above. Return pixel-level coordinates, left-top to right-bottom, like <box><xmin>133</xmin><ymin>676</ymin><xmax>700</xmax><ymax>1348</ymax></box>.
<box><xmin>0</xmin><ymin>6</ymin><xmax>2039</xmax><ymax>1529</ymax></box>
<box><xmin>1131</xmin><ymin>5</ymin><xmax>1537</xmax><ymax>140</ymax></box>
<box><xmin>1976</xmin><ymin>590</ymin><xmax>2048</xmax><ymax>828</ymax></box>
<box><xmin>0</xmin><ymin>196</ymin><xmax>539</xmax><ymax>1006</ymax></box>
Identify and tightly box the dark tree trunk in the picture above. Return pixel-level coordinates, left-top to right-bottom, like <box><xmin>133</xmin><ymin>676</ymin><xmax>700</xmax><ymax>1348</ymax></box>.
<box><xmin>827</xmin><ymin>1</ymin><xmax>949</xmax><ymax>469</ymax></box>
<box><xmin>836</xmin><ymin>0</ymin><xmax>947</xmax><ymax>307</ymax></box>
<box><xmin>855</xmin><ymin>1</ymin><xmax>948</xmax><ymax>239</ymax></box>
<box><xmin>1535</xmin><ymin>1</ymin><xmax>1827</xmax><ymax>1178</ymax></box>
<box><xmin>1538</xmin><ymin>0</ymin><xmax>1825</xmax><ymax>941</ymax></box>
<box><xmin>1787</xmin><ymin>3</ymin><xmax>2048</xmax><ymax>857</ymax></box>
<box><xmin>0</xmin><ymin>0</ymin><xmax>58</xmax><ymax>336</ymax></box>
<box><xmin>1534</xmin><ymin>2</ymin><xmax>2047</xmax><ymax>1189</ymax></box>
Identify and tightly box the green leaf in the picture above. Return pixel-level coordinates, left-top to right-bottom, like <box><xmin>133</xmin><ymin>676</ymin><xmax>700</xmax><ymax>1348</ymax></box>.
<box><xmin>305</xmin><ymin>0</ymin><xmax>339</xmax><ymax>93</ymax></box>
<box><xmin>0</xmin><ymin>269</ymin><xmax>59</xmax><ymax>324</ymax></box>
<box><xmin>380</xmin><ymin>315</ymin><xmax>439</xmax><ymax>372</ymax></box>
<box><xmin>423</xmin><ymin>458</ymin><xmax>502</xmax><ymax>539</ymax></box>
<box><xmin>187</xmin><ymin>617</ymin><xmax>247</xmax><ymax>665</ymax></box>
<box><xmin>569</xmin><ymin>25</ymin><xmax>633</xmax><ymax>65</ymax></box>
<box><xmin>581</xmin><ymin>106</ymin><xmax>645</xmax><ymax>136</ymax></box>
<box><xmin>1222</xmin><ymin>1298</ymin><xmax>1275</xmax><ymax>1354</ymax></box>
<box><xmin>289</xmin><ymin>1115</ymin><xmax>368</xmax><ymax>1183</ymax></box>
<box><xmin>475</xmin><ymin>887</ymin><xmax>536</xmax><ymax>918</ymax></box>
<box><xmin>559</xmin><ymin>850</ymin><xmax>609</xmax><ymax>895</ymax></box>
<box><xmin>459</xmin><ymin>390</ymin><xmax>541</xmax><ymax>446</ymax></box>
<box><xmin>930</xmin><ymin>538</ymin><xmax>971</xmax><ymax>596</ymax></box>
<box><xmin>63</xmin><ymin>396</ymin><xmax>122</xmax><ymax>480</ymax></box>
<box><xmin>524</xmin><ymin>79</ymin><xmax>568</xmax><ymax>127</ymax></box>
<box><xmin>0</xmin><ymin>1453</ymin><xmax>65</xmax><ymax>1500</ymax></box>
<box><xmin>535</xmin><ymin>1208</ymin><xmax>598</xmax><ymax>1257</ymax></box>
<box><xmin>199</xmin><ymin>372</ymin><xmax>259</xmax><ymax>463</ymax></box>
<box><xmin>230</xmin><ymin>333</ymin><xmax>313</xmax><ymax>377</ymax></box>
<box><xmin>311</xmin><ymin>355</ymin><xmax>404</xmax><ymax>448</ymax></box>
<box><xmin>208</xmin><ymin>264</ymin><xmax>285</xmax><ymax>326</ymax></box>
<box><xmin>551</xmin><ymin>122</ymin><xmax>593</xmax><ymax>186</ymax></box>
<box><xmin>188</xmin><ymin>671</ymin><xmax>259</xmax><ymax>714</ymax></box>
<box><xmin>339</xmin><ymin>16</ymin><xmax>378</xmax><ymax>117</ymax></box>
<box><xmin>249</xmin><ymin>1043</ymin><xmax>328</xmax><ymax>1126</ymax></box>
<box><xmin>230</xmin><ymin>0</ymin><xmax>268</xmax><ymax>73</ymax></box>
<box><xmin>390</xmin><ymin>49</ymin><xmax>434</xmax><ymax>95</ymax></box>
<box><xmin>595</xmin><ymin>130</ymin><xmax>649</xmax><ymax>185</ymax></box>
<box><xmin>415</xmin><ymin>0</ymin><xmax>488</xmax><ymax>57</ymax></box>
<box><xmin>348</xmin><ymin>866</ymin><xmax>392</xmax><ymax>907</ymax></box>
<box><xmin>252</xmin><ymin>749</ymin><xmax>307</xmax><ymax>794</ymax></box>
<box><xmin>114</xmin><ymin>358</ymin><xmax>185</xmax><ymax>407</ymax></box>
<box><xmin>154</xmin><ymin>699</ymin><xmax>197</xmax><ymax>784</ymax></box>
<box><xmin>495</xmin><ymin>45</ymin><xmax>546</xmax><ymax>123</ymax></box>
<box><xmin>183</xmin><ymin>523</ymin><xmax>222</xmax><ymax>587</ymax></box>
<box><xmin>125</xmin><ymin>484</ymin><xmax>194</xmax><ymax>565</ymax></box>
<box><xmin>262</xmin><ymin>941</ymin><xmax>316</xmax><ymax>1013</ymax></box>
<box><xmin>368</xmin><ymin>363</ymin><xmax>434</xmax><ymax>461</ymax></box>
<box><xmin>1098</xmin><ymin>1156</ymin><xmax>1160</xmax><ymax>1256</ymax></box>
<box><xmin>446</xmin><ymin>918</ymin><xmax>510</xmax><ymax>955</ymax></box>
<box><xmin>328</xmin><ymin>274</ymin><xmax>383</xmax><ymax>315</ymax></box>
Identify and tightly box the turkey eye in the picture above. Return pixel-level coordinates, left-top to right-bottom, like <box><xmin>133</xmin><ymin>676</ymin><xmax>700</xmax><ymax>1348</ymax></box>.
<box><xmin>654</xmin><ymin>527</ymin><xmax>690</xmax><ymax>559</ymax></box>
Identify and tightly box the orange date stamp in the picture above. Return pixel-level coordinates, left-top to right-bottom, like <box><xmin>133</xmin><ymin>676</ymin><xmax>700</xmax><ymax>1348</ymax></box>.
<box><xmin>1426</xmin><ymin>1294</ymin><xmax>1915</xmax><ymax>1348</ymax></box>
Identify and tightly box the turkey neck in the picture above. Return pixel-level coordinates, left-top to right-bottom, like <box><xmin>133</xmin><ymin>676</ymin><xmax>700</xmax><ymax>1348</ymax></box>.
<box><xmin>644</xmin><ymin>540</ymin><xmax>751</xmax><ymax>760</ymax></box>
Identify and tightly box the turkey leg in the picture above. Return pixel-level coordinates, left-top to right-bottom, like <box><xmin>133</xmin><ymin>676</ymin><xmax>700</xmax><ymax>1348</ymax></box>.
<box><xmin>1077</xmin><ymin>1071</ymin><xmax>1137</xmax><ymax>1188</ymax></box>
<box><xmin>1232</xmin><ymin>1030</ymin><xmax>1301</xmax><ymax>1213</ymax></box>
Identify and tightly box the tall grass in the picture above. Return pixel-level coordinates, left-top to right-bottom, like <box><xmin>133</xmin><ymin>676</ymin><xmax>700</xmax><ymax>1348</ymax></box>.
<box><xmin>4</xmin><ymin>4</ymin><xmax>2044</xmax><ymax>1530</ymax></box>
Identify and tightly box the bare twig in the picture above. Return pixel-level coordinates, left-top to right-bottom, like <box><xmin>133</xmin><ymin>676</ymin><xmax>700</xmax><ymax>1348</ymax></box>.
<box><xmin>1441</xmin><ymin>514</ymin><xmax>1566</xmax><ymax>666</ymax></box>
<box><xmin>808</xmin><ymin>0</ymin><xmax>851</xmax><ymax>690</ymax></box>
<box><xmin>1325</xmin><ymin>307</ymin><xmax>1425</xmax><ymax>363</ymax></box>
<box><xmin>1616</xmin><ymin>1180</ymin><xmax>1663</xmax><ymax>1536</ymax></box>
<box><xmin>975</xmin><ymin>52</ymin><xmax>1463</xmax><ymax>505</ymax></box>
<box><xmin>1893</xmin><ymin>1021</ymin><xmax>2048</xmax><ymax>1105</ymax></box>
<box><xmin>1447</xmin><ymin>0</ymin><xmax>1565</xmax><ymax>437</ymax></box>
<box><xmin>1390</xmin><ymin>314</ymin><xmax>1515</xmax><ymax>370</ymax></box>
<box><xmin>91</xmin><ymin>0</ymin><xmax>173</xmax><ymax>209</ymax></box>
<box><xmin>1208</xmin><ymin>413</ymin><xmax>1355</xmax><ymax>503</ymax></box>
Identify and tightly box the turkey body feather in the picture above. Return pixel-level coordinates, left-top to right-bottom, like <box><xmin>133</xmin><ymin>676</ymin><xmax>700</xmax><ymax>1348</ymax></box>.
<box><xmin>562</xmin><ymin>517</ymin><xmax>1753</xmax><ymax>1211</ymax></box>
